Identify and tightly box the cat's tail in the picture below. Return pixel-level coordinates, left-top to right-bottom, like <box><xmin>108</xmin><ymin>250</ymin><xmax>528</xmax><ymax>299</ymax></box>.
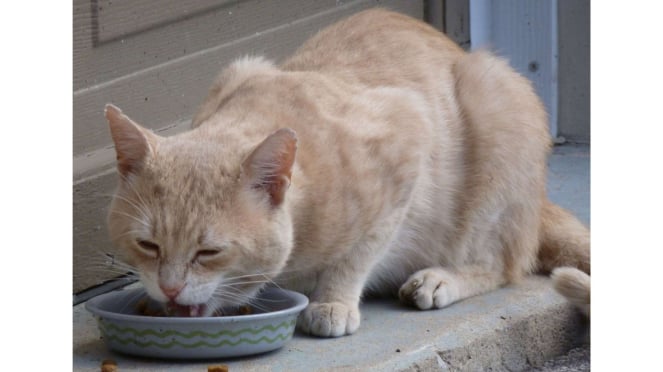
<box><xmin>551</xmin><ymin>267</ymin><xmax>590</xmax><ymax>317</ymax></box>
<box><xmin>538</xmin><ymin>200</ymin><xmax>590</xmax><ymax>316</ymax></box>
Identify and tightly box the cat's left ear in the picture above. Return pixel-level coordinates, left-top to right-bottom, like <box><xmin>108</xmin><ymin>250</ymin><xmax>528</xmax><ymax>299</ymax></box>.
<box><xmin>241</xmin><ymin>128</ymin><xmax>297</xmax><ymax>207</ymax></box>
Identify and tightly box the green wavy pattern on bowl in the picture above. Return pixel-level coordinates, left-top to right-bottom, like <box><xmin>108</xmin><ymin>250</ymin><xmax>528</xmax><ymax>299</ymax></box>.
<box><xmin>99</xmin><ymin>318</ymin><xmax>296</xmax><ymax>339</ymax></box>
<box><xmin>98</xmin><ymin>318</ymin><xmax>296</xmax><ymax>349</ymax></box>
<box><xmin>103</xmin><ymin>333</ymin><xmax>292</xmax><ymax>349</ymax></box>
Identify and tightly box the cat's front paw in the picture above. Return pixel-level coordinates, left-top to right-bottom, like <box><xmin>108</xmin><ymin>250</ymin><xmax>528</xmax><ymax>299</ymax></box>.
<box><xmin>399</xmin><ymin>268</ymin><xmax>458</xmax><ymax>310</ymax></box>
<box><xmin>297</xmin><ymin>301</ymin><xmax>360</xmax><ymax>337</ymax></box>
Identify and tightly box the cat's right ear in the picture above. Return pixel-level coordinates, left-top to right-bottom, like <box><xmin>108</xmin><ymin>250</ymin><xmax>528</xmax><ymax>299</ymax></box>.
<box><xmin>105</xmin><ymin>104</ymin><xmax>158</xmax><ymax>177</ymax></box>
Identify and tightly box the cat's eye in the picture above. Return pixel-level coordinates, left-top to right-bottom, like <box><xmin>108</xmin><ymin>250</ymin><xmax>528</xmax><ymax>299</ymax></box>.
<box><xmin>136</xmin><ymin>240</ymin><xmax>160</xmax><ymax>256</ymax></box>
<box><xmin>194</xmin><ymin>249</ymin><xmax>221</xmax><ymax>261</ymax></box>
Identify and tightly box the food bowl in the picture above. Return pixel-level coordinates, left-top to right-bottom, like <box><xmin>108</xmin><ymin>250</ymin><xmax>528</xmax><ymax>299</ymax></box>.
<box><xmin>85</xmin><ymin>287</ymin><xmax>308</xmax><ymax>359</ymax></box>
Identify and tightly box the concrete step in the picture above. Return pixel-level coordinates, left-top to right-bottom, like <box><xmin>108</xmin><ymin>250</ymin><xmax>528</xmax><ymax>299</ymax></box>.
<box><xmin>528</xmin><ymin>345</ymin><xmax>590</xmax><ymax>372</ymax></box>
<box><xmin>73</xmin><ymin>276</ymin><xmax>589</xmax><ymax>371</ymax></box>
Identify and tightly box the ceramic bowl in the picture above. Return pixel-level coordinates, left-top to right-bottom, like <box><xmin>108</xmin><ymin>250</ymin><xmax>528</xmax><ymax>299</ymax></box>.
<box><xmin>85</xmin><ymin>287</ymin><xmax>308</xmax><ymax>359</ymax></box>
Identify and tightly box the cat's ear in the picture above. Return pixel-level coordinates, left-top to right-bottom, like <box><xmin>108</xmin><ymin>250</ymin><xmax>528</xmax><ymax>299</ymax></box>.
<box><xmin>241</xmin><ymin>128</ymin><xmax>297</xmax><ymax>207</ymax></box>
<box><xmin>105</xmin><ymin>104</ymin><xmax>158</xmax><ymax>177</ymax></box>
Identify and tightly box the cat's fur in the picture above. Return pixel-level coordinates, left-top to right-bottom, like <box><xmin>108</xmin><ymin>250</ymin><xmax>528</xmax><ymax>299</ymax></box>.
<box><xmin>105</xmin><ymin>9</ymin><xmax>590</xmax><ymax>337</ymax></box>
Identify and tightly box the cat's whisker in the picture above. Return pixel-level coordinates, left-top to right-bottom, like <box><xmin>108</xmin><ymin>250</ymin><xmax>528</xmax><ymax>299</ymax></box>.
<box><xmin>221</xmin><ymin>268</ymin><xmax>302</xmax><ymax>282</ymax></box>
<box><xmin>108</xmin><ymin>193</ymin><xmax>151</xmax><ymax>221</ymax></box>
<box><xmin>212</xmin><ymin>288</ymin><xmax>262</xmax><ymax>304</ymax></box>
<box><xmin>217</xmin><ymin>279</ymin><xmax>271</xmax><ymax>287</ymax></box>
<box><xmin>78</xmin><ymin>255</ymin><xmax>139</xmax><ymax>287</ymax></box>
<box><xmin>210</xmin><ymin>293</ymin><xmax>254</xmax><ymax>308</ymax></box>
<box><xmin>212</xmin><ymin>293</ymin><xmax>272</xmax><ymax>314</ymax></box>
<box><xmin>213</xmin><ymin>281</ymin><xmax>289</xmax><ymax>307</ymax></box>
<box><xmin>113</xmin><ymin>229</ymin><xmax>149</xmax><ymax>240</ymax></box>
<box><xmin>214</xmin><ymin>281</ymin><xmax>260</xmax><ymax>295</ymax></box>
<box><xmin>78</xmin><ymin>266</ymin><xmax>136</xmax><ymax>277</ymax></box>
<box><xmin>255</xmin><ymin>271</ymin><xmax>284</xmax><ymax>290</ymax></box>
<box><xmin>85</xmin><ymin>266</ymin><xmax>137</xmax><ymax>277</ymax></box>
<box><xmin>117</xmin><ymin>174</ymin><xmax>152</xmax><ymax>215</ymax></box>
<box><xmin>78</xmin><ymin>261</ymin><xmax>131</xmax><ymax>273</ymax></box>
<box><xmin>83</xmin><ymin>251</ymin><xmax>138</xmax><ymax>272</ymax></box>
<box><xmin>212</xmin><ymin>290</ymin><xmax>250</xmax><ymax>302</ymax></box>
<box><xmin>118</xmin><ymin>288</ymin><xmax>149</xmax><ymax>314</ymax></box>
<box><xmin>211</xmin><ymin>268</ymin><xmax>309</xmax><ymax>303</ymax></box>
<box><xmin>108</xmin><ymin>210</ymin><xmax>151</xmax><ymax>228</ymax></box>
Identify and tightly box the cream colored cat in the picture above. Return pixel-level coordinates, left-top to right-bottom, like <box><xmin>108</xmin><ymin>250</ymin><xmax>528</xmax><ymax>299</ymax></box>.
<box><xmin>105</xmin><ymin>9</ymin><xmax>590</xmax><ymax>337</ymax></box>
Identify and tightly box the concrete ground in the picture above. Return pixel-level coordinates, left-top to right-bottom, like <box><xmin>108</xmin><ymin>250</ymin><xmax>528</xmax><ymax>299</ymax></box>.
<box><xmin>72</xmin><ymin>144</ymin><xmax>590</xmax><ymax>371</ymax></box>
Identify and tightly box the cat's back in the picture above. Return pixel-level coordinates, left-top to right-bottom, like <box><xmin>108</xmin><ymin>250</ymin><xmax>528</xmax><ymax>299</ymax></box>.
<box><xmin>281</xmin><ymin>9</ymin><xmax>464</xmax><ymax>86</ymax></box>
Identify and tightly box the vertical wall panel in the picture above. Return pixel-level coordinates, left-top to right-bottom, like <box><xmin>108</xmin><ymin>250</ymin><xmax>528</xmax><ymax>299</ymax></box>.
<box><xmin>470</xmin><ymin>0</ymin><xmax>559</xmax><ymax>137</ymax></box>
<box><xmin>557</xmin><ymin>0</ymin><xmax>590</xmax><ymax>142</ymax></box>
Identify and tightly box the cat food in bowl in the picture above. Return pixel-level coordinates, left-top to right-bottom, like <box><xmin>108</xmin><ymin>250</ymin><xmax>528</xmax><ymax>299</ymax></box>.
<box><xmin>85</xmin><ymin>287</ymin><xmax>308</xmax><ymax>359</ymax></box>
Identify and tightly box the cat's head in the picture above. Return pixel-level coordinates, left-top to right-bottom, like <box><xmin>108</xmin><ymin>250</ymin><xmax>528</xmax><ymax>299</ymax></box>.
<box><xmin>104</xmin><ymin>104</ymin><xmax>297</xmax><ymax>315</ymax></box>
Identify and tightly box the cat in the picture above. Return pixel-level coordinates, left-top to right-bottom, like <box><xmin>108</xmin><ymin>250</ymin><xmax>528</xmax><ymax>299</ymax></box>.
<box><xmin>104</xmin><ymin>9</ymin><xmax>590</xmax><ymax>337</ymax></box>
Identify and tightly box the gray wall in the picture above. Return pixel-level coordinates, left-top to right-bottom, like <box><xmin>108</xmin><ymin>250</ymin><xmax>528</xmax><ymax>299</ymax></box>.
<box><xmin>558</xmin><ymin>0</ymin><xmax>590</xmax><ymax>143</ymax></box>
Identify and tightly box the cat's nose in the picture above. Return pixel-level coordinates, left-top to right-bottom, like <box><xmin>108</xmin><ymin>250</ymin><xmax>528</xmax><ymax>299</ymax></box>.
<box><xmin>160</xmin><ymin>283</ymin><xmax>184</xmax><ymax>300</ymax></box>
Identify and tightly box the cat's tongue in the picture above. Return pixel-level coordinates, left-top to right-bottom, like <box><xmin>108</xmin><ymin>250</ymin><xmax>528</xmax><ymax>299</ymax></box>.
<box><xmin>166</xmin><ymin>302</ymin><xmax>207</xmax><ymax>317</ymax></box>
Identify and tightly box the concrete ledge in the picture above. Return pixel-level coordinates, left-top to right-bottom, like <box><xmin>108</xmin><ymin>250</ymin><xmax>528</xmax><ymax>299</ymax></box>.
<box><xmin>73</xmin><ymin>276</ymin><xmax>588</xmax><ymax>371</ymax></box>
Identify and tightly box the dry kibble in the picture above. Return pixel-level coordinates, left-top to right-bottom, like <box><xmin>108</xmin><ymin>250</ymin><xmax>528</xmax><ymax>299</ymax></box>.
<box><xmin>100</xmin><ymin>359</ymin><xmax>118</xmax><ymax>372</ymax></box>
<box><xmin>208</xmin><ymin>365</ymin><xmax>229</xmax><ymax>372</ymax></box>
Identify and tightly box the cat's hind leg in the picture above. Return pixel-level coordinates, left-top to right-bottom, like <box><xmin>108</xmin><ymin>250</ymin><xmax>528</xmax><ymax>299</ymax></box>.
<box><xmin>398</xmin><ymin>266</ymin><xmax>505</xmax><ymax>310</ymax></box>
